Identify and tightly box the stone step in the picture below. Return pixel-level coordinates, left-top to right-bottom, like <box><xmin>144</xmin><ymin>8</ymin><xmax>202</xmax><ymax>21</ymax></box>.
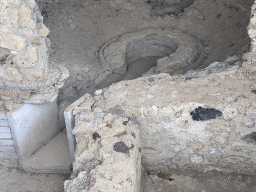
<box><xmin>23</xmin><ymin>132</ymin><xmax>72</xmax><ymax>174</ymax></box>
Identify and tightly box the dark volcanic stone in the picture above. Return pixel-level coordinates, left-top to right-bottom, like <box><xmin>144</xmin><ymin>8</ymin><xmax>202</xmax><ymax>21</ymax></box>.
<box><xmin>242</xmin><ymin>132</ymin><xmax>256</xmax><ymax>144</ymax></box>
<box><xmin>113</xmin><ymin>142</ymin><xmax>130</xmax><ymax>153</ymax></box>
<box><xmin>92</xmin><ymin>132</ymin><xmax>101</xmax><ymax>140</ymax></box>
<box><xmin>190</xmin><ymin>106</ymin><xmax>222</xmax><ymax>121</ymax></box>
<box><xmin>114</xmin><ymin>131</ymin><xmax>128</xmax><ymax>138</ymax></box>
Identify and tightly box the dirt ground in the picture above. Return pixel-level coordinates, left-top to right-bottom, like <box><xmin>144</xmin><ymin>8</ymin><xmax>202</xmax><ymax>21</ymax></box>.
<box><xmin>2</xmin><ymin>164</ymin><xmax>256</xmax><ymax>192</ymax></box>
<box><xmin>0</xmin><ymin>165</ymin><xmax>68</xmax><ymax>192</ymax></box>
<box><xmin>142</xmin><ymin>169</ymin><xmax>256</xmax><ymax>192</ymax></box>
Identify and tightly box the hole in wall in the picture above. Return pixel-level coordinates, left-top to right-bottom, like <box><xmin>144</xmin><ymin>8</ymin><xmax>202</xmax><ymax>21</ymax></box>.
<box><xmin>96</xmin><ymin>28</ymin><xmax>204</xmax><ymax>89</ymax></box>
<box><xmin>123</xmin><ymin>36</ymin><xmax>177</xmax><ymax>80</ymax></box>
<box><xmin>97</xmin><ymin>33</ymin><xmax>180</xmax><ymax>88</ymax></box>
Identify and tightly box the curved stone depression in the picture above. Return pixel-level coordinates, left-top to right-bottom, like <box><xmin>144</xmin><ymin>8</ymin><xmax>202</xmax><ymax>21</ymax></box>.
<box><xmin>97</xmin><ymin>28</ymin><xmax>205</xmax><ymax>88</ymax></box>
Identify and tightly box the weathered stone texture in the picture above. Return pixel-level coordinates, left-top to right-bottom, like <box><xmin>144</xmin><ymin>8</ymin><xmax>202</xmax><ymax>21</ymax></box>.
<box><xmin>0</xmin><ymin>32</ymin><xmax>26</xmax><ymax>52</ymax></box>
<box><xmin>65</xmin><ymin>98</ymin><xmax>141</xmax><ymax>192</ymax></box>
<box><xmin>72</xmin><ymin>62</ymin><xmax>256</xmax><ymax>176</ymax></box>
<box><xmin>0</xmin><ymin>0</ymin><xmax>68</xmax><ymax>96</ymax></box>
<box><xmin>243</xmin><ymin>1</ymin><xmax>256</xmax><ymax>69</ymax></box>
<box><xmin>19</xmin><ymin>4</ymin><xmax>36</xmax><ymax>30</ymax></box>
<box><xmin>13</xmin><ymin>46</ymin><xmax>37</xmax><ymax>68</ymax></box>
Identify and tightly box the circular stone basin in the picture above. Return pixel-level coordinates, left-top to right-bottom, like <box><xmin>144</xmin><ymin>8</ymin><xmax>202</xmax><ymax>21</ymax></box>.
<box><xmin>97</xmin><ymin>28</ymin><xmax>204</xmax><ymax>87</ymax></box>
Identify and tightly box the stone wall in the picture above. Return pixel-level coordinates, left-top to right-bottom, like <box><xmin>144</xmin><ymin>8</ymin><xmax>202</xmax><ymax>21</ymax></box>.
<box><xmin>243</xmin><ymin>0</ymin><xmax>256</xmax><ymax>71</ymax></box>
<box><xmin>64</xmin><ymin>98</ymin><xmax>141</xmax><ymax>192</ymax></box>
<box><xmin>69</xmin><ymin>61</ymin><xmax>256</xmax><ymax>176</ymax></box>
<box><xmin>0</xmin><ymin>0</ymin><xmax>68</xmax><ymax>168</ymax></box>
<box><xmin>63</xmin><ymin>1</ymin><xmax>256</xmax><ymax>190</ymax></box>
<box><xmin>0</xmin><ymin>0</ymin><xmax>68</xmax><ymax>111</ymax></box>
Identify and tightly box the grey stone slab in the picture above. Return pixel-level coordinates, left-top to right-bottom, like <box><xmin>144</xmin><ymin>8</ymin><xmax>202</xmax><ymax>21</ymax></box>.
<box><xmin>0</xmin><ymin>132</ymin><xmax>12</xmax><ymax>139</ymax></box>
<box><xmin>64</xmin><ymin>95</ymin><xmax>87</xmax><ymax>164</ymax></box>
<box><xmin>0</xmin><ymin>152</ymin><xmax>18</xmax><ymax>159</ymax></box>
<box><xmin>0</xmin><ymin>139</ymin><xmax>15</xmax><ymax>146</ymax></box>
<box><xmin>7</xmin><ymin>98</ymin><xmax>61</xmax><ymax>161</ymax></box>
<box><xmin>23</xmin><ymin>132</ymin><xmax>72</xmax><ymax>174</ymax></box>
<box><xmin>0</xmin><ymin>111</ymin><xmax>7</xmax><ymax>120</ymax></box>
<box><xmin>0</xmin><ymin>157</ymin><xmax>19</xmax><ymax>167</ymax></box>
<box><xmin>0</xmin><ymin>127</ymin><xmax>11</xmax><ymax>133</ymax></box>
<box><xmin>0</xmin><ymin>146</ymin><xmax>16</xmax><ymax>153</ymax></box>
<box><xmin>0</xmin><ymin>120</ymin><xmax>9</xmax><ymax>127</ymax></box>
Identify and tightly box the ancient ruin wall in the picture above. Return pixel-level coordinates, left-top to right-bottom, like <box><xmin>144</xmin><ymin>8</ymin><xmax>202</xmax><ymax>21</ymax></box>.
<box><xmin>0</xmin><ymin>0</ymin><xmax>68</xmax><ymax>168</ymax></box>
<box><xmin>64</xmin><ymin>2</ymin><xmax>256</xmax><ymax>190</ymax></box>
<box><xmin>0</xmin><ymin>0</ymin><xmax>68</xmax><ymax>111</ymax></box>
<box><xmin>64</xmin><ymin>100</ymin><xmax>142</xmax><ymax>192</ymax></box>
<box><xmin>243</xmin><ymin>0</ymin><xmax>256</xmax><ymax>71</ymax></box>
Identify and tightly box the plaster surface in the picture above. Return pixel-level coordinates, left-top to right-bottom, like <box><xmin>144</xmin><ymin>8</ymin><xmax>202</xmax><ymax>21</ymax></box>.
<box><xmin>7</xmin><ymin>97</ymin><xmax>61</xmax><ymax>164</ymax></box>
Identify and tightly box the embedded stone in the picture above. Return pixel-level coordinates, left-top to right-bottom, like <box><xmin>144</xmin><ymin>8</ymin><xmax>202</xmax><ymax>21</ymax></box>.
<box><xmin>13</xmin><ymin>46</ymin><xmax>37</xmax><ymax>68</ymax></box>
<box><xmin>24</xmin><ymin>0</ymin><xmax>36</xmax><ymax>9</ymax></box>
<box><xmin>3</xmin><ymin>101</ymin><xmax>13</xmax><ymax>111</ymax></box>
<box><xmin>19</xmin><ymin>5</ymin><xmax>32</xmax><ymax>27</ymax></box>
<box><xmin>31</xmin><ymin>37</ymin><xmax>43</xmax><ymax>46</ymax></box>
<box><xmin>23</xmin><ymin>68</ymin><xmax>44</xmax><ymax>81</ymax></box>
<box><xmin>3</xmin><ymin>7</ymin><xmax>19</xmax><ymax>25</ymax></box>
<box><xmin>5</xmin><ymin>65</ymin><xmax>23</xmax><ymax>81</ymax></box>
<box><xmin>209</xmin><ymin>148</ymin><xmax>223</xmax><ymax>155</ymax></box>
<box><xmin>92</xmin><ymin>132</ymin><xmax>101</xmax><ymax>141</ymax></box>
<box><xmin>190</xmin><ymin>154</ymin><xmax>204</xmax><ymax>164</ymax></box>
<box><xmin>18</xmin><ymin>92</ymin><xmax>31</xmax><ymax>100</ymax></box>
<box><xmin>113</xmin><ymin>141</ymin><xmax>130</xmax><ymax>153</ymax></box>
<box><xmin>189</xmin><ymin>141</ymin><xmax>204</xmax><ymax>150</ymax></box>
<box><xmin>94</xmin><ymin>89</ymin><xmax>103</xmax><ymax>96</ymax></box>
<box><xmin>114</xmin><ymin>131</ymin><xmax>127</xmax><ymax>138</ymax></box>
<box><xmin>0</xmin><ymin>90</ymin><xmax>18</xmax><ymax>100</ymax></box>
<box><xmin>190</xmin><ymin>106</ymin><xmax>222</xmax><ymax>121</ymax></box>
<box><xmin>242</xmin><ymin>132</ymin><xmax>256</xmax><ymax>144</ymax></box>
<box><xmin>2</xmin><ymin>0</ymin><xmax>20</xmax><ymax>7</ymax></box>
<box><xmin>245</xmin><ymin>121</ymin><xmax>255</xmax><ymax>128</ymax></box>
<box><xmin>37</xmin><ymin>23</ymin><xmax>50</xmax><ymax>37</ymax></box>
<box><xmin>248</xmin><ymin>28</ymin><xmax>256</xmax><ymax>38</ymax></box>
<box><xmin>0</xmin><ymin>31</ymin><xmax>26</xmax><ymax>51</ymax></box>
<box><xmin>223</xmin><ymin>107</ymin><xmax>238</xmax><ymax>120</ymax></box>
<box><xmin>0</xmin><ymin>54</ymin><xmax>8</xmax><ymax>65</ymax></box>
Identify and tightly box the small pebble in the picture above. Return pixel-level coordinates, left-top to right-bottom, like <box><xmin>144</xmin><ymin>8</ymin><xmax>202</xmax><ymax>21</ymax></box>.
<box><xmin>70</xmin><ymin>23</ymin><xmax>76</xmax><ymax>29</ymax></box>
<box><xmin>94</xmin><ymin>89</ymin><xmax>103</xmax><ymax>96</ymax></box>
<box><xmin>245</xmin><ymin>121</ymin><xmax>255</xmax><ymax>128</ymax></box>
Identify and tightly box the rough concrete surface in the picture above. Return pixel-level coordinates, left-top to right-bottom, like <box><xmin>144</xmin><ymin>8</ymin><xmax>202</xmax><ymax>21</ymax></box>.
<box><xmin>70</xmin><ymin>61</ymin><xmax>256</xmax><ymax>175</ymax></box>
<box><xmin>64</xmin><ymin>107</ymin><xmax>141</xmax><ymax>192</ymax></box>
<box><xmin>64</xmin><ymin>61</ymin><xmax>256</xmax><ymax>190</ymax></box>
